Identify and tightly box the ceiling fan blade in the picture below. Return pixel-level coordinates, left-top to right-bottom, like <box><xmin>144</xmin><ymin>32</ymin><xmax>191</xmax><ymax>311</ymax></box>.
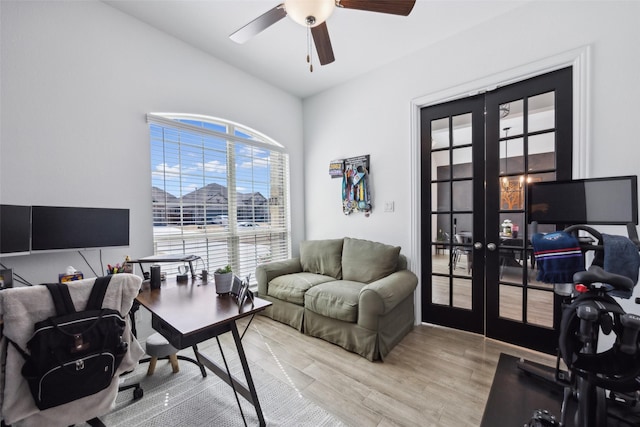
<box><xmin>229</xmin><ymin>3</ymin><xmax>287</xmax><ymax>44</ymax></box>
<box><xmin>337</xmin><ymin>0</ymin><xmax>416</xmax><ymax>16</ymax></box>
<box><xmin>311</xmin><ymin>22</ymin><xmax>335</xmax><ymax>65</ymax></box>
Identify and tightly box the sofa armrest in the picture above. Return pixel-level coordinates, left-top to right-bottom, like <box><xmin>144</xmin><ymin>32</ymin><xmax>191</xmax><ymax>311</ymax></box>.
<box><xmin>358</xmin><ymin>269</ymin><xmax>418</xmax><ymax>330</ymax></box>
<box><xmin>255</xmin><ymin>258</ymin><xmax>303</xmax><ymax>296</ymax></box>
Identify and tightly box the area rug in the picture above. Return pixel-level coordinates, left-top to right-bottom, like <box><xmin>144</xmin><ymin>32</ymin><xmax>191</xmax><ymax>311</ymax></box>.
<box><xmin>96</xmin><ymin>346</ymin><xmax>345</xmax><ymax>427</ymax></box>
<box><xmin>481</xmin><ymin>353</ymin><xmax>640</xmax><ymax>427</ymax></box>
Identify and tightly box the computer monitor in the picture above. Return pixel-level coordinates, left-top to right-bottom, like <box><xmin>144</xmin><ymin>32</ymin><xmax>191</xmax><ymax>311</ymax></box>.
<box><xmin>0</xmin><ymin>205</ymin><xmax>31</xmax><ymax>256</ymax></box>
<box><xmin>31</xmin><ymin>206</ymin><xmax>129</xmax><ymax>251</ymax></box>
<box><xmin>528</xmin><ymin>176</ymin><xmax>638</xmax><ymax>226</ymax></box>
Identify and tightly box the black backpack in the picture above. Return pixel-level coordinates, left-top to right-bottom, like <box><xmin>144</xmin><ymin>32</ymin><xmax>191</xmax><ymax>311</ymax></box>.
<box><xmin>10</xmin><ymin>276</ymin><xmax>129</xmax><ymax>410</ymax></box>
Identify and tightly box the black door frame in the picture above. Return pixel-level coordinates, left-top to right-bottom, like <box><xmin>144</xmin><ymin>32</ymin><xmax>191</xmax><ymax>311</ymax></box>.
<box><xmin>420</xmin><ymin>67</ymin><xmax>573</xmax><ymax>354</ymax></box>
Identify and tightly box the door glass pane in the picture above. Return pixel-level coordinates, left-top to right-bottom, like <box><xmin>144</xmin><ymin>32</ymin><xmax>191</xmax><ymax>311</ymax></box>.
<box><xmin>527</xmin><ymin>171</ymin><xmax>556</xmax><ymax>184</ymax></box>
<box><xmin>500</xmin><ymin>99</ymin><xmax>523</xmax><ymax>136</ymax></box>
<box><xmin>500</xmin><ymin>177</ymin><xmax>525</xmax><ymax>210</ymax></box>
<box><xmin>452</xmin><ymin>147</ymin><xmax>473</xmax><ymax>179</ymax></box>
<box><xmin>431</xmin><ymin>118</ymin><xmax>450</xmax><ymax>149</ymax></box>
<box><xmin>432</xmin><ymin>151</ymin><xmax>450</xmax><ymax>180</ymax></box>
<box><xmin>499</xmin><ymin>284</ymin><xmax>522</xmax><ymax>321</ymax></box>
<box><xmin>527</xmin><ymin>289</ymin><xmax>554</xmax><ymax>328</ymax></box>
<box><xmin>528</xmin><ymin>91</ymin><xmax>555</xmax><ymax>133</ymax></box>
<box><xmin>452</xmin><ymin>241</ymin><xmax>472</xmax><ymax>277</ymax></box>
<box><xmin>432</xmin><ymin>255</ymin><xmax>451</xmax><ymax>276</ymax></box>
<box><xmin>499</xmin><ymin>245</ymin><xmax>525</xmax><ymax>285</ymax></box>
<box><xmin>432</xmin><ymin>275</ymin><xmax>450</xmax><ymax>305</ymax></box>
<box><xmin>452</xmin><ymin>113</ymin><xmax>472</xmax><ymax>146</ymax></box>
<box><xmin>453</xmin><ymin>214</ymin><xmax>472</xmax><ymax>235</ymax></box>
<box><xmin>452</xmin><ymin>278</ymin><xmax>472</xmax><ymax>309</ymax></box>
<box><xmin>433</xmin><ymin>214</ymin><xmax>445</xmax><ymax>240</ymax></box>
<box><xmin>434</xmin><ymin>213</ymin><xmax>451</xmax><ymax>238</ymax></box>
<box><xmin>432</xmin><ymin>214</ymin><xmax>452</xmax><ymax>275</ymax></box>
<box><xmin>453</xmin><ymin>226</ymin><xmax>473</xmax><ymax>278</ymax></box>
<box><xmin>433</xmin><ymin>182</ymin><xmax>450</xmax><ymax>211</ymax></box>
<box><xmin>499</xmin><ymin>211</ymin><xmax>525</xmax><ymax>279</ymax></box>
<box><xmin>528</xmin><ymin>133</ymin><xmax>555</xmax><ymax>172</ymax></box>
<box><xmin>452</xmin><ymin>180</ymin><xmax>472</xmax><ymax>211</ymax></box>
<box><xmin>499</xmin><ymin>212</ymin><xmax>517</xmax><ymax>237</ymax></box>
<box><xmin>499</xmin><ymin>212</ymin><xmax>525</xmax><ymax>239</ymax></box>
<box><xmin>500</xmin><ymin>137</ymin><xmax>524</xmax><ymax>175</ymax></box>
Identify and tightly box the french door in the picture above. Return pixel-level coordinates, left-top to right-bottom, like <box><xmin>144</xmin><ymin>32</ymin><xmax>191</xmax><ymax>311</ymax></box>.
<box><xmin>421</xmin><ymin>67</ymin><xmax>573</xmax><ymax>354</ymax></box>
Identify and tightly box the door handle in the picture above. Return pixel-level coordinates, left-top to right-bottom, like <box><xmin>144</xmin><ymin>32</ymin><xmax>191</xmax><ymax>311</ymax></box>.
<box><xmin>486</xmin><ymin>243</ymin><xmax>497</xmax><ymax>251</ymax></box>
<box><xmin>474</xmin><ymin>242</ymin><xmax>483</xmax><ymax>250</ymax></box>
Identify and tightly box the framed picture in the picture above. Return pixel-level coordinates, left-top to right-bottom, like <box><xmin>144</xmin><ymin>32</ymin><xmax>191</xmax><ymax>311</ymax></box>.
<box><xmin>231</xmin><ymin>274</ymin><xmax>243</xmax><ymax>296</ymax></box>
<box><xmin>237</xmin><ymin>281</ymin><xmax>249</xmax><ymax>308</ymax></box>
<box><xmin>234</xmin><ymin>275</ymin><xmax>254</xmax><ymax>310</ymax></box>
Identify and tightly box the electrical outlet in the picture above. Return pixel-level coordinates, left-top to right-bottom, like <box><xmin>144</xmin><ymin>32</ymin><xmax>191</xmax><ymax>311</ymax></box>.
<box><xmin>384</xmin><ymin>201</ymin><xmax>394</xmax><ymax>212</ymax></box>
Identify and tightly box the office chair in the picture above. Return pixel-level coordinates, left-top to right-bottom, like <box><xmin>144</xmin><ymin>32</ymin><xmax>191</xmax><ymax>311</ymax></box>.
<box><xmin>0</xmin><ymin>274</ymin><xmax>145</xmax><ymax>426</ymax></box>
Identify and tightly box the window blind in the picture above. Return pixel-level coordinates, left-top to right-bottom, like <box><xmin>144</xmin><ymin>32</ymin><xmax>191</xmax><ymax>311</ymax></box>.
<box><xmin>147</xmin><ymin>114</ymin><xmax>291</xmax><ymax>286</ymax></box>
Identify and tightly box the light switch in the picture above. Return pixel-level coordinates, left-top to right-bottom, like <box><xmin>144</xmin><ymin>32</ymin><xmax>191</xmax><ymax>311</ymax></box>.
<box><xmin>384</xmin><ymin>201</ymin><xmax>394</xmax><ymax>212</ymax></box>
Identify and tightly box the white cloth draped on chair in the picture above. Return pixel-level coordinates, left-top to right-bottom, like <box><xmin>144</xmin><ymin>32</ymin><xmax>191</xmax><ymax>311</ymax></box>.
<box><xmin>0</xmin><ymin>274</ymin><xmax>144</xmax><ymax>427</ymax></box>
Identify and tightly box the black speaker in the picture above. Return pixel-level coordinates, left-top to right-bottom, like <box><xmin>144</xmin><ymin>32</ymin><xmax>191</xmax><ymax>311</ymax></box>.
<box><xmin>150</xmin><ymin>265</ymin><xmax>161</xmax><ymax>289</ymax></box>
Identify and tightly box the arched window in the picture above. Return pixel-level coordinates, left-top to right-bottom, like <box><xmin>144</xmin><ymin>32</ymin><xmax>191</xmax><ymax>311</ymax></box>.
<box><xmin>147</xmin><ymin>113</ymin><xmax>290</xmax><ymax>283</ymax></box>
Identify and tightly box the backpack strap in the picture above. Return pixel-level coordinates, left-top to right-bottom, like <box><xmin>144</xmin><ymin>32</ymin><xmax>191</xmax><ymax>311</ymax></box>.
<box><xmin>6</xmin><ymin>338</ymin><xmax>30</xmax><ymax>361</ymax></box>
<box><xmin>45</xmin><ymin>283</ymin><xmax>76</xmax><ymax>315</ymax></box>
<box><xmin>85</xmin><ymin>275</ymin><xmax>113</xmax><ymax>310</ymax></box>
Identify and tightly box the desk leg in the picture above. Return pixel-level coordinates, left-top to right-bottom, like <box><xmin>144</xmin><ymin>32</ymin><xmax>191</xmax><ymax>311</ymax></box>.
<box><xmin>193</xmin><ymin>322</ymin><xmax>266</xmax><ymax>427</ymax></box>
<box><xmin>231</xmin><ymin>322</ymin><xmax>265</xmax><ymax>427</ymax></box>
<box><xmin>191</xmin><ymin>344</ymin><xmax>208</xmax><ymax>378</ymax></box>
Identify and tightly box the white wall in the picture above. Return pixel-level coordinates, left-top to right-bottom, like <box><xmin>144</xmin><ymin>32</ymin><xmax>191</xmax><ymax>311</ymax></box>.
<box><xmin>302</xmin><ymin>1</ymin><xmax>640</xmax><ymax>313</ymax></box>
<box><xmin>0</xmin><ymin>0</ymin><xmax>304</xmax><ymax>284</ymax></box>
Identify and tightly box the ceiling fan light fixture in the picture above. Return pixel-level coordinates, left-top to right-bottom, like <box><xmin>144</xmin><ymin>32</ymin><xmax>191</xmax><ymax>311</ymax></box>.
<box><xmin>284</xmin><ymin>0</ymin><xmax>335</xmax><ymax>28</ymax></box>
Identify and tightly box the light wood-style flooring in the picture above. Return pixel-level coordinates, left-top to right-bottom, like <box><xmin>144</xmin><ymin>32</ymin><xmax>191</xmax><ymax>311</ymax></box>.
<box><xmin>229</xmin><ymin>315</ymin><xmax>556</xmax><ymax>427</ymax></box>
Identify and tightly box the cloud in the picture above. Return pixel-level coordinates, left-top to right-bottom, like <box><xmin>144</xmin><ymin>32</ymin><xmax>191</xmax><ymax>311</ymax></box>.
<box><xmin>199</xmin><ymin>160</ymin><xmax>226</xmax><ymax>173</ymax></box>
<box><xmin>238</xmin><ymin>156</ymin><xmax>269</xmax><ymax>169</ymax></box>
<box><xmin>152</xmin><ymin>163</ymin><xmax>180</xmax><ymax>177</ymax></box>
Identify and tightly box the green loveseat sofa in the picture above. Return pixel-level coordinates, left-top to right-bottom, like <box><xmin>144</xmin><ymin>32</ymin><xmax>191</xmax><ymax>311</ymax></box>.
<box><xmin>255</xmin><ymin>237</ymin><xmax>418</xmax><ymax>361</ymax></box>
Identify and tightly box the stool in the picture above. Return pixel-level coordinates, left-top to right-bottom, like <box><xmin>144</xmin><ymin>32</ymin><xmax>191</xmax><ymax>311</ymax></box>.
<box><xmin>145</xmin><ymin>332</ymin><xmax>180</xmax><ymax>376</ymax></box>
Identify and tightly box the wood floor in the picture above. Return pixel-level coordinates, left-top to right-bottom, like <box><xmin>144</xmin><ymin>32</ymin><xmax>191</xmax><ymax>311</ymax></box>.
<box><xmin>226</xmin><ymin>315</ymin><xmax>556</xmax><ymax>427</ymax></box>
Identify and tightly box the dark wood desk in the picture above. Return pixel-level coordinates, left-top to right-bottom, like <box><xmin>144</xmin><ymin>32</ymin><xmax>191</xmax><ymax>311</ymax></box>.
<box><xmin>136</xmin><ymin>278</ymin><xmax>271</xmax><ymax>426</ymax></box>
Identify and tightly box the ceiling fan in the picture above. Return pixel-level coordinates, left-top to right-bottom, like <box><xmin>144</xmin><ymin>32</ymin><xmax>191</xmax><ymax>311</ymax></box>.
<box><xmin>229</xmin><ymin>0</ymin><xmax>416</xmax><ymax>70</ymax></box>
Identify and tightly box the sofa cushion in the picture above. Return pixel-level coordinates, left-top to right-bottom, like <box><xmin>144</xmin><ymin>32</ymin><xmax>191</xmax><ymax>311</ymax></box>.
<box><xmin>341</xmin><ymin>237</ymin><xmax>400</xmax><ymax>283</ymax></box>
<box><xmin>304</xmin><ymin>280</ymin><xmax>365</xmax><ymax>323</ymax></box>
<box><xmin>300</xmin><ymin>239</ymin><xmax>344</xmax><ymax>279</ymax></box>
<box><xmin>268</xmin><ymin>273</ymin><xmax>334</xmax><ymax>305</ymax></box>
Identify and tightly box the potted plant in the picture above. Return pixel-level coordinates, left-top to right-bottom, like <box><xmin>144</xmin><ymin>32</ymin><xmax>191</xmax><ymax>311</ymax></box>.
<box><xmin>214</xmin><ymin>264</ymin><xmax>233</xmax><ymax>295</ymax></box>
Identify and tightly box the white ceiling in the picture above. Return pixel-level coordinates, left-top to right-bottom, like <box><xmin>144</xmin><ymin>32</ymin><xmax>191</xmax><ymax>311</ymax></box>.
<box><xmin>103</xmin><ymin>0</ymin><xmax>531</xmax><ymax>99</ymax></box>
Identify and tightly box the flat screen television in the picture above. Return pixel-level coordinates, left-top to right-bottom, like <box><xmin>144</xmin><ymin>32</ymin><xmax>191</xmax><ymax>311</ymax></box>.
<box><xmin>528</xmin><ymin>175</ymin><xmax>638</xmax><ymax>225</ymax></box>
<box><xmin>31</xmin><ymin>206</ymin><xmax>129</xmax><ymax>251</ymax></box>
<box><xmin>0</xmin><ymin>205</ymin><xmax>32</xmax><ymax>256</ymax></box>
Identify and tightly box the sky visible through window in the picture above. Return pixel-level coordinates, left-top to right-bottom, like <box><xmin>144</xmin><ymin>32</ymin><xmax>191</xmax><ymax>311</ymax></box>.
<box><xmin>150</xmin><ymin>121</ymin><xmax>274</xmax><ymax>199</ymax></box>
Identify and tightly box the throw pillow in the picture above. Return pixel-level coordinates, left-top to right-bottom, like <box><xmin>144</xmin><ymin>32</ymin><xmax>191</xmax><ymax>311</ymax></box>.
<box><xmin>341</xmin><ymin>237</ymin><xmax>400</xmax><ymax>283</ymax></box>
<box><xmin>300</xmin><ymin>239</ymin><xmax>344</xmax><ymax>279</ymax></box>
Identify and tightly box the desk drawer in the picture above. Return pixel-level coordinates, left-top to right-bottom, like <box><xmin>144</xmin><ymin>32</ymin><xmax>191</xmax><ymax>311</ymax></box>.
<box><xmin>151</xmin><ymin>314</ymin><xmax>232</xmax><ymax>349</ymax></box>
